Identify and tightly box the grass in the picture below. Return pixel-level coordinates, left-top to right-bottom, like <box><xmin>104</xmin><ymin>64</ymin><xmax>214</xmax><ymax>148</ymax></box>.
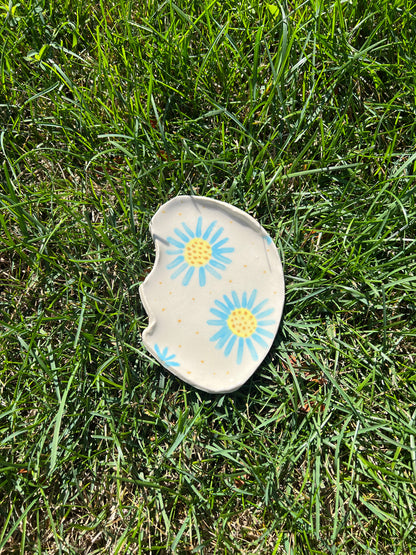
<box><xmin>1</xmin><ymin>0</ymin><xmax>416</xmax><ymax>552</ymax></box>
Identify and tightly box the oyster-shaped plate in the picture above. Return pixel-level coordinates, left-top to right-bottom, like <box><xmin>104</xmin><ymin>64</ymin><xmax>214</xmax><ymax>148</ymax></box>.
<box><xmin>139</xmin><ymin>196</ymin><xmax>285</xmax><ymax>393</ymax></box>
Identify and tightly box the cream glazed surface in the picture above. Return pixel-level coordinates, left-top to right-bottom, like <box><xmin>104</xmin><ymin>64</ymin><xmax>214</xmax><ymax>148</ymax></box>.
<box><xmin>139</xmin><ymin>196</ymin><xmax>285</xmax><ymax>393</ymax></box>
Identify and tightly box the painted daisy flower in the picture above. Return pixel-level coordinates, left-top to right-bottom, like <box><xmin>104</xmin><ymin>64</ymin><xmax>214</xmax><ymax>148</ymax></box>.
<box><xmin>154</xmin><ymin>344</ymin><xmax>180</xmax><ymax>368</ymax></box>
<box><xmin>207</xmin><ymin>290</ymin><xmax>276</xmax><ymax>364</ymax></box>
<box><xmin>166</xmin><ymin>216</ymin><xmax>234</xmax><ymax>286</ymax></box>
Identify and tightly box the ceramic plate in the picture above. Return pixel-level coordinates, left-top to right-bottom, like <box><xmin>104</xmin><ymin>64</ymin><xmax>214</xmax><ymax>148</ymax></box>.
<box><xmin>139</xmin><ymin>196</ymin><xmax>285</xmax><ymax>393</ymax></box>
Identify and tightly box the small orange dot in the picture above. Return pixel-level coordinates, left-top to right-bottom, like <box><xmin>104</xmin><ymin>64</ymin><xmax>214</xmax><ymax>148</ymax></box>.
<box><xmin>178</xmin><ymin>212</ymin><xmax>182</xmax><ymax>215</ymax></box>
<box><xmin>201</xmin><ymin>360</ymin><xmax>204</xmax><ymax>363</ymax></box>
<box><xmin>169</xmin><ymin>291</ymin><xmax>172</xmax><ymax>295</ymax></box>
<box><xmin>229</xmin><ymin>280</ymin><xmax>232</xmax><ymax>283</ymax></box>
<box><xmin>162</xmin><ymin>308</ymin><xmax>166</xmax><ymax>311</ymax></box>
<box><xmin>178</xmin><ymin>345</ymin><xmax>182</xmax><ymax>348</ymax></box>
<box><xmin>264</xmin><ymin>270</ymin><xmax>267</xmax><ymax>274</ymax></box>
<box><xmin>195</xmin><ymin>331</ymin><xmax>199</xmax><ymax>335</ymax></box>
<box><xmin>159</xmin><ymin>281</ymin><xmax>163</xmax><ymax>284</ymax></box>
<box><xmin>187</xmin><ymin>371</ymin><xmax>191</xmax><ymax>374</ymax></box>
<box><xmin>243</xmin><ymin>265</ymin><xmax>247</xmax><ymax>268</ymax></box>
<box><xmin>178</xmin><ymin>319</ymin><xmax>182</xmax><ymax>323</ymax></box>
<box><xmin>226</xmin><ymin>371</ymin><xmax>230</xmax><ymax>375</ymax></box>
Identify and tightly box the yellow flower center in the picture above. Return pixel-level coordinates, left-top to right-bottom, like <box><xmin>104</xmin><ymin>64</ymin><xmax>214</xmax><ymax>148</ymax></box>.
<box><xmin>184</xmin><ymin>238</ymin><xmax>212</xmax><ymax>267</ymax></box>
<box><xmin>227</xmin><ymin>308</ymin><xmax>257</xmax><ymax>338</ymax></box>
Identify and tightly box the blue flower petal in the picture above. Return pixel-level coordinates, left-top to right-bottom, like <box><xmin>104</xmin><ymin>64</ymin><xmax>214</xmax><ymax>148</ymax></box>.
<box><xmin>256</xmin><ymin>327</ymin><xmax>274</xmax><ymax>339</ymax></box>
<box><xmin>232</xmin><ymin>291</ymin><xmax>240</xmax><ymax>308</ymax></box>
<box><xmin>199</xmin><ymin>267</ymin><xmax>206</xmax><ymax>286</ymax></box>
<box><xmin>181</xmin><ymin>222</ymin><xmax>194</xmax><ymax>237</ymax></box>
<box><xmin>167</xmin><ymin>255</ymin><xmax>185</xmax><ymax>270</ymax></box>
<box><xmin>224</xmin><ymin>334</ymin><xmax>237</xmax><ymax>357</ymax></box>
<box><xmin>213</xmin><ymin>253</ymin><xmax>233</xmax><ymax>264</ymax></box>
<box><xmin>255</xmin><ymin>308</ymin><xmax>275</xmax><ymax>320</ymax></box>
<box><xmin>203</xmin><ymin>220</ymin><xmax>217</xmax><ymax>240</ymax></box>
<box><xmin>237</xmin><ymin>337</ymin><xmax>244</xmax><ymax>365</ymax></box>
<box><xmin>196</xmin><ymin>216</ymin><xmax>202</xmax><ymax>237</ymax></box>
<box><xmin>216</xmin><ymin>329</ymin><xmax>232</xmax><ymax>349</ymax></box>
<box><xmin>205</xmin><ymin>265</ymin><xmax>222</xmax><ymax>280</ymax></box>
<box><xmin>167</xmin><ymin>360</ymin><xmax>180</xmax><ymax>367</ymax></box>
<box><xmin>223</xmin><ymin>295</ymin><xmax>234</xmax><ymax>310</ymax></box>
<box><xmin>252</xmin><ymin>299</ymin><xmax>268</xmax><ymax>315</ymax></box>
<box><xmin>170</xmin><ymin>262</ymin><xmax>188</xmax><ymax>279</ymax></box>
<box><xmin>207</xmin><ymin>319</ymin><xmax>225</xmax><ymax>326</ymax></box>
<box><xmin>214</xmin><ymin>299</ymin><xmax>230</xmax><ymax>313</ymax></box>
<box><xmin>210</xmin><ymin>308</ymin><xmax>229</xmax><ymax>319</ymax></box>
<box><xmin>209</xmin><ymin>259</ymin><xmax>226</xmax><ymax>271</ymax></box>
<box><xmin>210</xmin><ymin>327</ymin><xmax>228</xmax><ymax>342</ymax></box>
<box><xmin>167</xmin><ymin>236</ymin><xmax>185</xmax><ymax>249</ymax></box>
<box><xmin>216</xmin><ymin>247</ymin><xmax>234</xmax><ymax>254</ymax></box>
<box><xmin>247</xmin><ymin>290</ymin><xmax>257</xmax><ymax>309</ymax></box>
<box><xmin>182</xmin><ymin>266</ymin><xmax>195</xmax><ymax>286</ymax></box>
<box><xmin>257</xmin><ymin>319</ymin><xmax>275</xmax><ymax>327</ymax></box>
<box><xmin>252</xmin><ymin>333</ymin><xmax>268</xmax><ymax>349</ymax></box>
<box><xmin>210</xmin><ymin>227</ymin><xmax>224</xmax><ymax>244</ymax></box>
<box><xmin>212</xmin><ymin>237</ymin><xmax>229</xmax><ymax>249</ymax></box>
<box><xmin>174</xmin><ymin>228</ymin><xmax>189</xmax><ymax>243</ymax></box>
<box><xmin>154</xmin><ymin>344</ymin><xmax>180</xmax><ymax>368</ymax></box>
<box><xmin>246</xmin><ymin>337</ymin><xmax>258</xmax><ymax>361</ymax></box>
